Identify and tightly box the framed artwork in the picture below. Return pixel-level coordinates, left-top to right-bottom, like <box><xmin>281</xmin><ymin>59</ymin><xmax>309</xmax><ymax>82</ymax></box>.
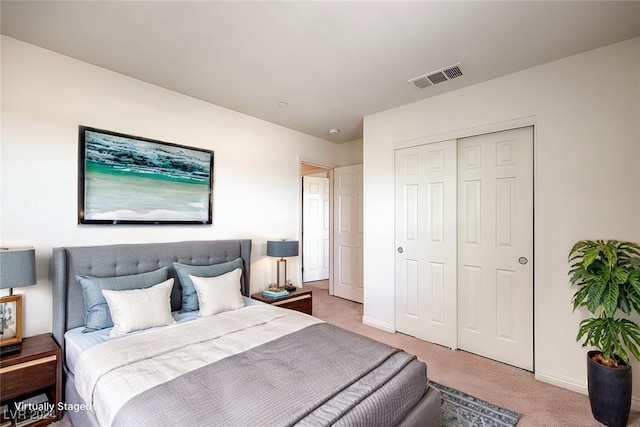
<box><xmin>0</xmin><ymin>295</ymin><xmax>22</xmax><ymax>347</ymax></box>
<box><xmin>78</xmin><ymin>126</ymin><xmax>214</xmax><ymax>224</ymax></box>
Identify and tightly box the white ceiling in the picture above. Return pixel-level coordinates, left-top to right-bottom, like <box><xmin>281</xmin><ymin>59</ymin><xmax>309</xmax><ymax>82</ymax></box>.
<box><xmin>2</xmin><ymin>1</ymin><xmax>640</xmax><ymax>143</ymax></box>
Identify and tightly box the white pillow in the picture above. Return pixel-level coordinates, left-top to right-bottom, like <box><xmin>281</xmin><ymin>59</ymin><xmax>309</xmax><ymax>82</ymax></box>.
<box><xmin>102</xmin><ymin>278</ymin><xmax>176</xmax><ymax>337</ymax></box>
<box><xmin>189</xmin><ymin>268</ymin><xmax>245</xmax><ymax>316</ymax></box>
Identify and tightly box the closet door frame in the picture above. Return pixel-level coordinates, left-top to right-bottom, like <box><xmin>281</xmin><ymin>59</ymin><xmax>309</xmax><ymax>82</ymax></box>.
<box><xmin>392</xmin><ymin>117</ymin><xmax>536</xmax><ymax>370</ymax></box>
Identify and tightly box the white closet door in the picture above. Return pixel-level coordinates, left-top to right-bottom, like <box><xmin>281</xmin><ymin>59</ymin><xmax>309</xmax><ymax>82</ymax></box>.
<box><xmin>394</xmin><ymin>127</ymin><xmax>534</xmax><ymax>370</ymax></box>
<box><xmin>395</xmin><ymin>140</ymin><xmax>457</xmax><ymax>349</ymax></box>
<box><xmin>457</xmin><ymin>126</ymin><xmax>533</xmax><ymax>370</ymax></box>
<box><xmin>333</xmin><ymin>164</ymin><xmax>363</xmax><ymax>303</ymax></box>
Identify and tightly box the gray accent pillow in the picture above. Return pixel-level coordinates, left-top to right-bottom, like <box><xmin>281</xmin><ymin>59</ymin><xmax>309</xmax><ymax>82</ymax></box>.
<box><xmin>174</xmin><ymin>258</ymin><xmax>244</xmax><ymax>312</ymax></box>
<box><xmin>76</xmin><ymin>267</ymin><xmax>169</xmax><ymax>333</ymax></box>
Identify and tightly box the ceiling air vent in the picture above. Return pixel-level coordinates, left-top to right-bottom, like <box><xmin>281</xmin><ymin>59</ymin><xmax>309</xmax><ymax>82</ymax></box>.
<box><xmin>408</xmin><ymin>63</ymin><xmax>463</xmax><ymax>90</ymax></box>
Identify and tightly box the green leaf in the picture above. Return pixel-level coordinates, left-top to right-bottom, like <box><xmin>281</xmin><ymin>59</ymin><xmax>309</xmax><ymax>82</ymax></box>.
<box><xmin>611</xmin><ymin>266</ymin><xmax>629</xmax><ymax>284</ymax></box>
<box><xmin>583</xmin><ymin>248</ymin><xmax>600</xmax><ymax>269</ymax></box>
<box><xmin>628</xmin><ymin>270</ymin><xmax>640</xmax><ymax>287</ymax></box>
<box><xmin>618</xmin><ymin>292</ymin><xmax>631</xmax><ymax>315</ymax></box>
<box><xmin>603</xmin><ymin>243</ymin><xmax>618</xmax><ymax>267</ymax></box>
<box><xmin>569</xmin><ymin>267</ymin><xmax>586</xmax><ymax>285</ymax></box>
<box><xmin>571</xmin><ymin>286</ymin><xmax>589</xmax><ymax>311</ymax></box>
<box><xmin>569</xmin><ymin>241</ymin><xmax>590</xmax><ymax>257</ymax></box>
<box><xmin>620</xmin><ymin>243</ymin><xmax>640</xmax><ymax>259</ymax></box>
<box><xmin>621</xmin><ymin>320</ymin><xmax>640</xmax><ymax>362</ymax></box>
<box><xmin>602</xmin><ymin>284</ymin><xmax>619</xmax><ymax>317</ymax></box>
<box><xmin>586</xmin><ymin>280</ymin><xmax>606</xmax><ymax>313</ymax></box>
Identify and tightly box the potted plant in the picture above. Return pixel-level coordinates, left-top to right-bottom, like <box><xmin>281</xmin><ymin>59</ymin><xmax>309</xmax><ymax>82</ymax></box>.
<box><xmin>569</xmin><ymin>240</ymin><xmax>640</xmax><ymax>427</ymax></box>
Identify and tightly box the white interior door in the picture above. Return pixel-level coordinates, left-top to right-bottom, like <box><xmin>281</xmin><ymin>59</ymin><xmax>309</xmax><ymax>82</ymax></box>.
<box><xmin>333</xmin><ymin>164</ymin><xmax>363</xmax><ymax>303</ymax></box>
<box><xmin>457</xmin><ymin>126</ymin><xmax>533</xmax><ymax>370</ymax></box>
<box><xmin>395</xmin><ymin>141</ymin><xmax>457</xmax><ymax>348</ymax></box>
<box><xmin>302</xmin><ymin>176</ymin><xmax>330</xmax><ymax>282</ymax></box>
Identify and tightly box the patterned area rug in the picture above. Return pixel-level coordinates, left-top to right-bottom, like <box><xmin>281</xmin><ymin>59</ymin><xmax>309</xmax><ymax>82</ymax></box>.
<box><xmin>431</xmin><ymin>381</ymin><xmax>521</xmax><ymax>427</ymax></box>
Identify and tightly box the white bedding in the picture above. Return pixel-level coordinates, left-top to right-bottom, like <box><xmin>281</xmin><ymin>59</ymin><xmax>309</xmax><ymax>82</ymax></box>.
<box><xmin>74</xmin><ymin>304</ymin><xmax>322</xmax><ymax>427</ymax></box>
<box><xmin>64</xmin><ymin>296</ymin><xmax>260</xmax><ymax>373</ymax></box>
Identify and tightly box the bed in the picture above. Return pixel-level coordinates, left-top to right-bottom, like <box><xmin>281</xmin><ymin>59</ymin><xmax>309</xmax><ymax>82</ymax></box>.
<box><xmin>51</xmin><ymin>239</ymin><xmax>441</xmax><ymax>426</ymax></box>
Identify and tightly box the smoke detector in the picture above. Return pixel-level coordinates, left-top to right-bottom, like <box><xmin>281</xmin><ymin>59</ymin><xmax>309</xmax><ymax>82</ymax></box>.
<box><xmin>408</xmin><ymin>63</ymin><xmax>464</xmax><ymax>90</ymax></box>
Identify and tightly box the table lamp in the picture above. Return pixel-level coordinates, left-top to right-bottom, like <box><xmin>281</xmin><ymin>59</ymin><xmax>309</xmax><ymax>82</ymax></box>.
<box><xmin>0</xmin><ymin>247</ymin><xmax>37</xmax><ymax>355</ymax></box>
<box><xmin>266</xmin><ymin>240</ymin><xmax>298</xmax><ymax>291</ymax></box>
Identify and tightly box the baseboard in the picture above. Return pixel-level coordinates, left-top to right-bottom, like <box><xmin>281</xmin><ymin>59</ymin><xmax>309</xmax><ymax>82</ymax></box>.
<box><xmin>536</xmin><ymin>370</ymin><xmax>640</xmax><ymax>412</ymax></box>
<box><xmin>535</xmin><ymin>369</ymin><xmax>587</xmax><ymax>395</ymax></box>
<box><xmin>362</xmin><ymin>316</ymin><xmax>395</xmax><ymax>333</ymax></box>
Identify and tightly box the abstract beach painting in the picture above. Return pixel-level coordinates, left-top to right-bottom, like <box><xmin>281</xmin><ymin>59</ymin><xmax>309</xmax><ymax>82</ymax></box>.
<box><xmin>79</xmin><ymin>127</ymin><xmax>213</xmax><ymax>224</ymax></box>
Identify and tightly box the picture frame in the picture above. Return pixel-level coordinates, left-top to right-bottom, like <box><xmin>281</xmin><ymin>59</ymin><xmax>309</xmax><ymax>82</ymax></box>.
<box><xmin>0</xmin><ymin>295</ymin><xmax>22</xmax><ymax>348</ymax></box>
<box><xmin>78</xmin><ymin>126</ymin><xmax>214</xmax><ymax>225</ymax></box>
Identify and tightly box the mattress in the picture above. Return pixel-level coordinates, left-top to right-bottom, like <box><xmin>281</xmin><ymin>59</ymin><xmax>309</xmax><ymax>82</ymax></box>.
<box><xmin>72</xmin><ymin>303</ymin><xmax>428</xmax><ymax>427</ymax></box>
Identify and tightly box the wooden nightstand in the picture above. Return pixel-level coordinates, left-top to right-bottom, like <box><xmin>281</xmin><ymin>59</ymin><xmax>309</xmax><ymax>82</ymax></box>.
<box><xmin>0</xmin><ymin>334</ymin><xmax>61</xmax><ymax>426</ymax></box>
<box><xmin>251</xmin><ymin>288</ymin><xmax>313</xmax><ymax>315</ymax></box>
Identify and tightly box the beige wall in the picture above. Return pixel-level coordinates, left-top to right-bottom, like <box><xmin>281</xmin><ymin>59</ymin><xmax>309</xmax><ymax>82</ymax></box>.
<box><xmin>337</xmin><ymin>139</ymin><xmax>363</xmax><ymax>166</ymax></box>
<box><xmin>363</xmin><ymin>37</ymin><xmax>640</xmax><ymax>403</ymax></box>
<box><xmin>0</xmin><ymin>36</ymin><xmax>339</xmax><ymax>337</ymax></box>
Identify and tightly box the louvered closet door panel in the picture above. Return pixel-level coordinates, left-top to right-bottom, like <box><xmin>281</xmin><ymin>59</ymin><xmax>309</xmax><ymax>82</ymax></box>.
<box><xmin>395</xmin><ymin>140</ymin><xmax>457</xmax><ymax>349</ymax></box>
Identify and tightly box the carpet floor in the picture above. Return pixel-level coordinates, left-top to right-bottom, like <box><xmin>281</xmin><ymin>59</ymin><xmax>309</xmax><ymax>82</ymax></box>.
<box><xmin>304</xmin><ymin>280</ymin><xmax>640</xmax><ymax>427</ymax></box>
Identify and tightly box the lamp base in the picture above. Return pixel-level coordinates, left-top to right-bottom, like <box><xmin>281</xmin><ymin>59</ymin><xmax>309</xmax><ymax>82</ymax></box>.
<box><xmin>276</xmin><ymin>258</ymin><xmax>288</xmax><ymax>289</ymax></box>
<box><xmin>0</xmin><ymin>343</ymin><xmax>21</xmax><ymax>355</ymax></box>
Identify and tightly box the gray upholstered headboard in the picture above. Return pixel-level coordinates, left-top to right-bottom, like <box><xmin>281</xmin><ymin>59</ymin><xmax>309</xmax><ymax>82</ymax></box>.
<box><xmin>51</xmin><ymin>239</ymin><xmax>251</xmax><ymax>357</ymax></box>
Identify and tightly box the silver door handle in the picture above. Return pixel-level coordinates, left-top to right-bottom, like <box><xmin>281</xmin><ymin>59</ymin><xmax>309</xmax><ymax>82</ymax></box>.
<box><xmin>398</xmin><ymin>247</ymin><xmax>404</xmax><ymax>253</ymax></box>
<box><xmin>518</xmin><ymin>257</ymin><xmax>528</xmax><ymax>265</ymax></box>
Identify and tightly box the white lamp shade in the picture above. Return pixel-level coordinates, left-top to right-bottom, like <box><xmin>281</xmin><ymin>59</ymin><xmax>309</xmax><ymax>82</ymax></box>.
<box><xmin>0</xmin><ymin>248</ymin><xmax>37</xmax><ymax>289</ymax></box>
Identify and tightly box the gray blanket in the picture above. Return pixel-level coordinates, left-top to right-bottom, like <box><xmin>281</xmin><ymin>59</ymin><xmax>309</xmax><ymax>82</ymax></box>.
<box><xmin>112</xmin><ymin>323</ymin><xmax>426</xmax><ymax>427</ymax></box>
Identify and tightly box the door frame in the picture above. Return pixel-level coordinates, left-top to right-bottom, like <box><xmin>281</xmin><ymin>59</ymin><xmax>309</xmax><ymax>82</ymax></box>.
<box><xmin>392</xmin><ymin>117</ymin><xmax>536</xmax><ymax>151</ymax></box>
<box><xmin>299</xmin><ymin>160</ymin><xmax>335</xmax><ymax>293</ymax></box>
<box><xmin>392</xmin><ymin>116</ymin><xmax>537</xmax><ymax>371</ymax></box>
